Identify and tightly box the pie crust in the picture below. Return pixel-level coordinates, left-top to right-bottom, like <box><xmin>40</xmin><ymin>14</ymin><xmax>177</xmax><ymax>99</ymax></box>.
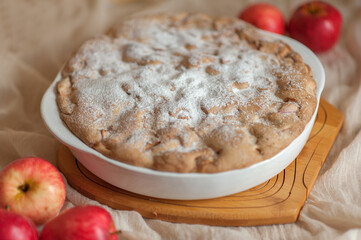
<box><xmin>56</xmin><ymin>13</ymin><xmax>317</xmax><ymax>173</ymax></box>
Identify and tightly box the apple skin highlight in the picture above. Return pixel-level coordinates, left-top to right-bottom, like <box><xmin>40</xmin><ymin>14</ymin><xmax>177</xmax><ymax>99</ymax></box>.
<box><xmin>0</xmin><ymin>157</ymin><xmax>66</xmax><ymax>226</ymax></box>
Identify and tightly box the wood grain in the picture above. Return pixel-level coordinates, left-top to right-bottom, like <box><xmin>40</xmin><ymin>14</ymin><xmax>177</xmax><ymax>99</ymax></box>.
<box><xmin>57</xmin><ymin>99</ymin><xmax>343</xmax><ymax>226</ymax></box>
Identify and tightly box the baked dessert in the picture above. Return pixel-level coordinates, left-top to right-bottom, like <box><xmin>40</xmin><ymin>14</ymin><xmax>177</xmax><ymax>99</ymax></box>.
<box><xmin>56</xmin><ymin>13</ymin><xmax>317</xmax><ymax>173</ymax></box>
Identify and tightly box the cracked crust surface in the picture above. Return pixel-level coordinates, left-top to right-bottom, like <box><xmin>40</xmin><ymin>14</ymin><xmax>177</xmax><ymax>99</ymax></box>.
<box><xmin>56</xmin><ymin>13</ymin><xmax>317</xmax><ymax>173</ymax></box>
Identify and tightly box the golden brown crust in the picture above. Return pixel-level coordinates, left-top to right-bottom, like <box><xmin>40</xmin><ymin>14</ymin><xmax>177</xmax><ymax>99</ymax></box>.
<box><xmin>56</xmin><ymin>13</ymin><xmax>317</xmax><ymax>173</ymax></box>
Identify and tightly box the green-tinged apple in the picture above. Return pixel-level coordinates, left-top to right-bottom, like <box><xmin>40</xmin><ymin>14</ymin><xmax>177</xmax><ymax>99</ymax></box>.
<box><xmin>0</xmin><ymin>209</ymin><xmax>38</xmax><ymax>240</ymax></box>
<box><xmin>238</xmin><ymin>3</ymin><xmax>285</xmax><ymax>34</ymax></box>
<box><xmin>40</xmin><ymin>205</ymin><xmax>118</xmax><ymax>240</ymax></box>
<box><xmin>0</xmin><ymin>157</ymin><xmax>66</xmax><ymax>226</ymax></box>
<box><xmin>289</xmin><ymin>1</ymin><xmax>342</xmax><ymax>53</ymax></box>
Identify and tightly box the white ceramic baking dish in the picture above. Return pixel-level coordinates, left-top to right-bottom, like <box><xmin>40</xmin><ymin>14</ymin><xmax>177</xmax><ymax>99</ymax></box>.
<box><xmin>41</xmin><ymin>32</ymin><xmax>325</xmax><ymax>200</ymax></box>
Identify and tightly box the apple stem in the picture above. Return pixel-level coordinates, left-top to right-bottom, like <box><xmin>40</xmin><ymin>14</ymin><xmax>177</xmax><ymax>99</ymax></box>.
<box><xmin>110</xmin><ymin>230</ymin><xmax>123</xmax><ymax>236</ymax></box>
<box><xmin>307</xmin><ymin>3</ymin><xmax>321</xmax><ymax>16</ymax></box>
<box><xmin>18</xmin><ymin>183</ymin><xmax>30</xmax><ymax>193</ymax></box>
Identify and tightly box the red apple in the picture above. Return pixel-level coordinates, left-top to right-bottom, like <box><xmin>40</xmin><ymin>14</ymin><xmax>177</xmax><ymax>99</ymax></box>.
<box><xmin>0</xmin><ymin>209</ymin><xmax>38</xmax><ymax>240</ymax></box>
<box><xmin>289</xmin><ymin>1</ymin><xmax>342</xmax><ymax>53</ymax></box>
<box><xmin>239</xmin><ymin>3</ymin><xmax>285</xmax><ymax>34</ymax></box>
<box><xmin>0</xmin><ymin>157</ymin><xmax>66</xmax><ymax>226</ymax></box>
<box><xmin>40</xmin><ymin>205</ymin><xmax>118</xmax><ymax>240</ymax></box>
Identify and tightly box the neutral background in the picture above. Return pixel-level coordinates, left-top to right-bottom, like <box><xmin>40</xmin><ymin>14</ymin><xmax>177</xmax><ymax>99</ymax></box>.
<box><xmin>0</xmin><ymin>0</ymin><xmax>361</xmax><ymax>239</ymax></box>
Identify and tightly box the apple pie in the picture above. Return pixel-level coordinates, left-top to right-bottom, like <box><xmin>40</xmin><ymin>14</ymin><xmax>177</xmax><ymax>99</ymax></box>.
<box><xmin>56</xmin><ymin>13</ymin><xmax>317</xmax><ymax>173</ymax></box>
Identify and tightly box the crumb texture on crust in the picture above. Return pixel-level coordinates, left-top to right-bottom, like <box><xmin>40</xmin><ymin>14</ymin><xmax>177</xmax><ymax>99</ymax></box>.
<box><xmin>56</xmin><ymin>13</ymin><xmax>317</xmax><ymax>173</ymax></box>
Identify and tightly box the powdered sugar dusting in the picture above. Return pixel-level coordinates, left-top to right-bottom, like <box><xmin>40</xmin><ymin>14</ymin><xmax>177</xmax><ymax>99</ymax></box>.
<box><xmin>68</xmin><ymin>19</ymin><xmax>286</xmax><ymax>131</ymax></box>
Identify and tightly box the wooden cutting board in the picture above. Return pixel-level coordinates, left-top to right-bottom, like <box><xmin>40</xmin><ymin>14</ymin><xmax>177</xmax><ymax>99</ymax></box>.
<box><xmin>57</xmin><ymin>99</ymin><xmax>343</xmax><ymax>226</ymax></box>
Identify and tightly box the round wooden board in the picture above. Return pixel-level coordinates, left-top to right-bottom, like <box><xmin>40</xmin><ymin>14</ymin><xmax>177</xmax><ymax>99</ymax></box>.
<box><xmin>57</xmin><ymin>99</ymin><xmax>343</xmax><ymax>226</ymax></box>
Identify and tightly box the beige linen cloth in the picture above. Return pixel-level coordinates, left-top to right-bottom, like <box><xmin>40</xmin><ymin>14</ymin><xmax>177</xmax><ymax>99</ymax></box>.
<box><xmin>1</xmin><ymin>0</ymin><xmax>361</xmax><ymax>239</ymax></box>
